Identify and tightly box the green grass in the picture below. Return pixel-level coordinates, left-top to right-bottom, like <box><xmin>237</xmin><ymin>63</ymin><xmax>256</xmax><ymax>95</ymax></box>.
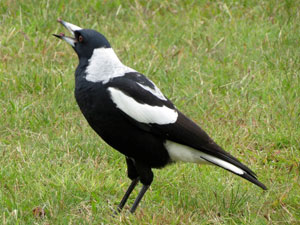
<box><xmin>1</xmin><ymin>0</ymin><xmax>299</xmax><ymax>224</ymax></box>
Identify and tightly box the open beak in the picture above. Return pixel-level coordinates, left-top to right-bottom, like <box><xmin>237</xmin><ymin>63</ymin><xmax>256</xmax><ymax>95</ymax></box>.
<box><xmin>53</xmin><ymin>19</ymin><xmax>82</xmax><ymax>47</ymax></box>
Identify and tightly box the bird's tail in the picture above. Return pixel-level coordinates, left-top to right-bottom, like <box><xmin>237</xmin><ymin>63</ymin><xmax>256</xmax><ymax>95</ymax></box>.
<box><xmin>164</xmin><ymin>140</ymin><xmax>267</xmax><ymax>190</ymax></box>
<box><xmin>200</xmin><ymin>153</ymin><xmax>267</xmax><ymax>190</ymax></box>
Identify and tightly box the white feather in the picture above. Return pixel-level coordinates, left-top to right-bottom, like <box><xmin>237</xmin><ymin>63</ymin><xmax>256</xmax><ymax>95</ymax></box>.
<box><xmin>85</xmin><ymin>48</ymin><xmax>136</xmax><ymax>83</ymax></box>
<box><xmin>108</xmin><ymin>87</ymin><xmax>178</xmax><ymax>125</ymax></box>
<box><xmin>137</xmin><ymin>83</ymin><xmax>167</xmax><ymax>101</ymax></box>
<box><xmin>164</xmin><ymin>140</ymin><xmax>244</xmax><ymax>175</ymax></box>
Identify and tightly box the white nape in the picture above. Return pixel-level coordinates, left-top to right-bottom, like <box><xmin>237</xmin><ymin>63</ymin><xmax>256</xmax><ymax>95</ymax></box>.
<box><xmin>85</xmin><ymin>48</ymin><xmax>136</xmax><ymax>83</ymax></box>
<box><xmin>137</xmin><ymin>82</ymin><xmax>167</xmax><ymax>101</ymax></box>
<box><xmin>164</xmin><ymin>140</ymin><xmax>244</xmax><ymax>175</ymax></box>
<box><xmin>108</xmin><ymin>87</ymin><xmax>178</xmax><ymax>125</ymax></box>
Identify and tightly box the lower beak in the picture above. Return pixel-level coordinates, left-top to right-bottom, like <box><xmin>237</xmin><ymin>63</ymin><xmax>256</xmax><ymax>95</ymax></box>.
<box><xmin>53</xmin><ymin>33</ymin><xmax>77</xmax><ymax>47</ymax></box>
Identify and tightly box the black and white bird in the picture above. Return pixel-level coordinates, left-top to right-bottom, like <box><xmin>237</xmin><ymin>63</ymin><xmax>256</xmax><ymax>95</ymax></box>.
<box><xmin>54</xmin><ymin>19</ymin><xmax>267</xmax><ymax>213</ymax></box>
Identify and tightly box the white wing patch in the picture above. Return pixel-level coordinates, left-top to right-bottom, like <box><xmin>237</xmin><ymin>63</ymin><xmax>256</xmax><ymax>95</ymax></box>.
<box><xmin>108</xmin><ymin>87</ymin><xmax>178</xmax><ymax>125</ymax></box>
<box><xmin>85</xmin><ymin>48</ymin><xmax>136</xmax><ymax>83</ymax></box>
<box><xmin>164</xmin><ymin>140</ymin><xmax>244</xmax><ymax>175</ymax></box>
<box><xmin>137</xmin><ymin>83</ymin><xmax>167</xmax><ymax>101</ymax></box>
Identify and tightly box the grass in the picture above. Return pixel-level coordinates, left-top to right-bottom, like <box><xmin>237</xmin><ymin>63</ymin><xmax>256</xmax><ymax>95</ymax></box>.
<box><xmin>0</xmin><ymin>0</ymin><xmax>299</xmax><ymax>224</ymax></box>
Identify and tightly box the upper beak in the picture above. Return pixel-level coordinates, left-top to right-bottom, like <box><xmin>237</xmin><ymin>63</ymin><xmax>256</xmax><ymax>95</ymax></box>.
<box><xmin>53</xmin><ymin>19</ymin><xmax>82</xmax><ymax>47</ymax></box>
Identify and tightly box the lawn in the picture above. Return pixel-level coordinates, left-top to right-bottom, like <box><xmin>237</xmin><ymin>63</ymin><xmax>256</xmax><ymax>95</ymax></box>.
<box><xmin>0</xmin><ymin>0</ymin><xmax>299</xmax><ymax>224</ymax></box>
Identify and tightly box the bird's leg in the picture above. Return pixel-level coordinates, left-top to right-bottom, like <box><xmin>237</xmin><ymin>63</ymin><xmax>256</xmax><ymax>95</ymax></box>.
<box><xmin>129</xmin><ymin>161</ymin><xmax>153</xmax><ymax>213</ymax></box>
<box><xmin>129</xmin><ymin>184</ymin><xmax>150</xmax><ymax>213</ymax></box>
<box><xmin>117</xmin><ymin>177</ymin><xmax>139</xmax><ymax>212</ymax></box>
<box><xmin>116</xmin><ymin>157</ymin><xmax>140</xmax><ymax>213</ymax></box>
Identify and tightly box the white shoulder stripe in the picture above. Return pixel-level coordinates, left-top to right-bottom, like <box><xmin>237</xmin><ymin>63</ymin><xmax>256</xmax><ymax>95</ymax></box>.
<box><xmin>108</xmin><ymin>87</ymin><xmax>178</xmax><ymax>125</ymax></box>
<box><xmin>164</xmin><ymin>140</ymin><xmax>244</xmax><ymax>175</ymax></box>
<box><xmin>137</xmin><ymin>83</ymin><xmax>167</xmax><ymax>101</ymax></box>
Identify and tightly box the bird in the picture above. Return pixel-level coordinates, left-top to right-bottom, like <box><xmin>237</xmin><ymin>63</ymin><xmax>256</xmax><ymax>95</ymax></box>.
<box><xmin>53</xmin><ymin>19</ymin><xmax>267</xmax><ymax>213</ymax></box>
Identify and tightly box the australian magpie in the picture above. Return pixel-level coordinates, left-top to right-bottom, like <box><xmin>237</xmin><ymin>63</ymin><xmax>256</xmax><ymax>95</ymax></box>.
<box><xmin>53</xmin><ymin>19</ymin><xmax>267</xmax><ymax>213</ymax></box>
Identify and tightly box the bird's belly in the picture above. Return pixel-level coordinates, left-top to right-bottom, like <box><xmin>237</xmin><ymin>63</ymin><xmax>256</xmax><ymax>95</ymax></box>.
<box><xmin>94</xmin><ymin>116</ymin><xmax>170</xmax><ymax>168</ymax></box>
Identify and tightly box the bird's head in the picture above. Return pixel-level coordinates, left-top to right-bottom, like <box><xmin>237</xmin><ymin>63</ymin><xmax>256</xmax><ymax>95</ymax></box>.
<box><xmin>53</xmin><ymin>19</ymin><xmax>111</xmax><ymax>60</ymax></box>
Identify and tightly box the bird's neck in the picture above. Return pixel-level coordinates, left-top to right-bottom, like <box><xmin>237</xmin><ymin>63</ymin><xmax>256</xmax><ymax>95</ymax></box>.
<box><xmin>75</xmin><ymin>57</ymin><xmax>89</xmax><ymax>79</ymax></box>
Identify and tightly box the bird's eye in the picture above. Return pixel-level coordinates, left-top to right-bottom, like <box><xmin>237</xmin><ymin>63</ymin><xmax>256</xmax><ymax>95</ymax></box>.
<box><xmin>79</xmin><ymin>35</ymin><xmax>84</xmax><ymax>43</ymax></box>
